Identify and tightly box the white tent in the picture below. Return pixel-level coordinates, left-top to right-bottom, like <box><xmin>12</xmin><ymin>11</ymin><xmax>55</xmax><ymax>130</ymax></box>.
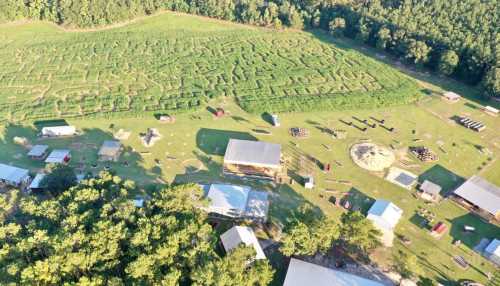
<box><xmin>220</xmin><ymin>226</ymin><xmax>266</xmax><ymax>260</ymax></box>
<box><xmin>367</xmin><ymin>200</ymin><xmax>403</xmax><ymax>247</ymax></box>
<box><xmin>41</xmin><ymin>126</ymin><xmax>76</xmax><ymax>137</ymax></box>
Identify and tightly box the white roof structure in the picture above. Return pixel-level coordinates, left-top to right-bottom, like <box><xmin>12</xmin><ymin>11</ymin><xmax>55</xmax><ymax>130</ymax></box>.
<box><xmin>454</xmin><ymin>176</ymin><xmax>500</xmax><ymax>216</ymax></box>
<box><xmin>133</xmin><ymin>198</ymin><xmax>145</xmax><ymax>208</ymax></box>
<box><xmin>283</xmin><ymin>258</ymin><xmax>385</xmax><ymax>286</ymax></box>
<box><xmin>205</xmin><ymin>184</ymin><xmax>269</xmax><ymax>219</ymax></box>
<box><xmin>41</xmin><ymin>126</ymin><xmax>76</xmax><ymax>137</ymax></box>
<box><xmin>420</xmin><ymin>180</ymin><xmax>442</xmax><ymax>196</ymax></box>
<box><xmin>484</xmin><ymin>106</ymin><xmax>499</xmax><ymax>114</ymax></box>
<box><xmin>485</xmin><ymin>239</ymin><xmax>500</xmax><ymax>266</ymax></box>
<box><xmin>224</xmin><ymin>139</ymin><xmax>281</xmax><ymax>168</ymax></box>
<box><xmin>98</xmin><ymin>140</ymin><xmax>122</xmax><ymax>156</ymax></box>
<box><xmin>27</xmin><ymin>145</ymin><xmax>49</xmax><ymax>157</ymax></box>
<box><xmin>443</xmin><ymin>91</ymin><xmax>461</xmax><ymax>101</ymax></box>
<box><xmin>220</xmin><ymin>226</ymin><xmax>266</xmax><ymax>260</ymax></box>
<box><xmin>367</xmin><ymin>200</ymin><xmax>403</xmax><ymax>231</ymax></box>
<box><xmin>0</xmin><ymin>163</ymin><xmax>30</xmax><ymax>185</ymax></box>
<box><xmin>28</xmin><ymin>173</ymin><xmax>46</xmax><ymax>190</ymax></box>
<box><xmin>45</xmin><ymin>149</ymin><xmax>71</xmax><ymax>164</ymax></box>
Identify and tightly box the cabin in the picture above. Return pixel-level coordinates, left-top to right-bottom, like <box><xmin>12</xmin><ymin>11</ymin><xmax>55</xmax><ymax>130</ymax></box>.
<box><xmin>27</xmin><ymin>145</ymin><xmax>49</xmax><ymax>160</ymax></box>
<box><xmin>223</xmin><ymin>139</ymin><xmax>281</xmax><ymax>180</ymax></box>
<box><xmin>220</xmin><ymin>226</ymin><xmax>266</xmax><ymax>260</ymax></box>
<box><xmin>204</xmin><ymin>184</ymin><xmax>269</xmax><ymax>221</ymax></box>
<box><xmin>419</xmin><ymin>180</ymin><xmax>442</xmax><ymax>202</ymax></box>
<box><xmin>367</xmin><ymin>200</ymin><xmax>403</xmax><ymax>247</ymax></box>
<box><xmin>98</xmin><ymin>140</ymin><xmax>122</xmax><ymax>161</ymax></box>
<box><xmin>28</xmin><ymin>173</ymin><xmax>46</xmax><ymax>192</ymax></box>
<box><xmin>483</xmin><ymin>105</ymin><xmax>499</xmax><ymax>117</ymax></box>
<box><xmin>41</xmin><ymin>126</ymin><xmax>77</xmax><ymax>137</ymax></box>
<box><xmin>0</xmin><ymin>163</ymin><xmax>30</xmax><ymax>188</ymax></box>
<box><xmin>283</xmin><ymin>258</ymin><xmax>384</xmax><ymax>286</ymax></box>
<box><xmin>45</xmin><ymin>149</ymin><xmax>71</xmax><ymax>164</ymax></box>
<box><xmin>453</xmin><ymin>176</ymin><xmax>500</xmax><ymax>222</ymax></box>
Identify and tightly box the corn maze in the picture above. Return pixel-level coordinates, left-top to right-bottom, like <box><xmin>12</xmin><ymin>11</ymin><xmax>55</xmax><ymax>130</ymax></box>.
<box><xmin>0</xmin><ymin>17</ymin><xmax>419</xmax><ymax>122</ymax></box>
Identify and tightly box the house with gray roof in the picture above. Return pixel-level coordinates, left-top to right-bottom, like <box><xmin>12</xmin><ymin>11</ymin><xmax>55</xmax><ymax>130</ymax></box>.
<box><xmin>223</xmin><ymin>139</ymin><xmax>281</xmax><ymax>179</ymax></box>
<box><xmin>419</xmin><ymin>180</ymin><xmax>442</xmax><ymax>202</ymax></box>
<box><xmin>27</xmin><ymin>145</ymin><xmax>49</xmax><ymax>160</ymax></box>
<box><xmin>453</xmin><ymin>176</ymin><xmax>500</xmax><ymax>222</ymax></box>
<box><xmin>45</xmin><ymin>149</ymin><xmax>71</xmax><ymax>164</ymax></box>
<box><xmin>98</xmin><ymin>140</ymin><xmax>122</xmax><ymax>161</ymax></box>
<box><xmin>0</xmin><ymin>163</ymin><xmax>30</xmax><ymax>187</ymax></box>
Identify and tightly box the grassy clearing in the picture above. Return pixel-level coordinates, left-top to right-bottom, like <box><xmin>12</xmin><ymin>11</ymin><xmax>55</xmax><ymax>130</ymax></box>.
<box><xmin>1</xmin><ymin>92</ymin><xmax>499</xmax><ymax>284</ymax></box>
<box><xmin>0</xmin><ymin>13</ymin><xmax>418</xmax><ymax>122</ymax></box>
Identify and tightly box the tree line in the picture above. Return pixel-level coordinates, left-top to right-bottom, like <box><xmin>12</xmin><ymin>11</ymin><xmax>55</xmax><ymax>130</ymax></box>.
<box><xmin>0</xmin><ymin>0</ymin><xmax>498</xmax><ymax>97</ymax></box>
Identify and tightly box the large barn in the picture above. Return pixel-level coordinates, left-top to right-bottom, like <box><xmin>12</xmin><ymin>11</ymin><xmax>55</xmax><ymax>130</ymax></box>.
<box><xmin>453</xmin><ymin>176</ymin><xmax>500</xmax><ymax>222</ymax></box>
<box><xmin>223</xmin><ymin>139</ymin><xmax>281</xmax><ymax>180</ymax></box>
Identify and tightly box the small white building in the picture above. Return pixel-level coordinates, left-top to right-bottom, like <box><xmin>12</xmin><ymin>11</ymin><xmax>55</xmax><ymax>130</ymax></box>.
<box><xmin>27</xmin><ymin>145</ymin><xmax>49</xmax><ymax>160</ymax></box>
<box><xmin>45</xmin><ymin>149</ymin><xmax>71</xmax><ymax>164</ymax></box>
<box><xmin>220</xmin><ymin>226</ymin><xmax>266</xmax><ymax>260</ymax></box>
<box><xmin>41</xmin><ymin>126</ymin><xmax>76</xmax><ymax>137</ymax></box>
<box><xmin>304</xmin><ymin>176</ymin><xmax>314</xmax><ymax>189</ymax></box>
<box><xmin>367</xmin><ymin>199</ymin><xmax>403</xmax><ymax>247</ymax></box>
<box><xmin>283</xmin><ymin>258</ymin><xmax>384</xmax><ymax>286</ymax></box>
<box><xmin>0</xmin><ymin>163</ymin><xmax>30</xmax><ymax>187</ymax></box>
<box><xmin>442</xmin><ymin>91</ymin><xmax>461</xmax><ymax>103</ymax></box>
<box><xmin>419</xmin><ymin>180</ymin><xmax>442</xmax><ymax>202</ymax></box>
<box><xmin>485</xmin><ymin>239</ymin><xmax>500</xmax><ymax>266</ymax></box>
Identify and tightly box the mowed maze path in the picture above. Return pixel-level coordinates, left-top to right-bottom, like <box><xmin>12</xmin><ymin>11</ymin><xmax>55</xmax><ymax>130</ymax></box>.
<box><xmin>0</xmin><ymin>12</ymin><xmax>419</xmax><ymax>122</ymax></box>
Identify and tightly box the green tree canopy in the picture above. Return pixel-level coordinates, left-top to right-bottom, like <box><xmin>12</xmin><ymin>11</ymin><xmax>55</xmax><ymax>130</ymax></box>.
<box><xmin>437</xmin><ymin>50</ymin><xmax>459</xmax><ymax>76</ymax></box>
<box><xmin>482</xmin><ymin>67</ymin><xmax>500</xmax><ymax>99</ymax></box>
<box><xmin>339</xmin><ymin>211</ymin><xmax>381</xmax><ymax>254</ymax></box>
<box><xmin>40</xmin><ymin>164</ymin><xmax>77</xmax><ymax>197</ymax></box>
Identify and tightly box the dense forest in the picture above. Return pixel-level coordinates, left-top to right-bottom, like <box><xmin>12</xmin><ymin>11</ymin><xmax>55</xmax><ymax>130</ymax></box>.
<box><xmin>0</xmin><ymin>0</ymin><xmax>498</xmax><ymax>98</ymax></box>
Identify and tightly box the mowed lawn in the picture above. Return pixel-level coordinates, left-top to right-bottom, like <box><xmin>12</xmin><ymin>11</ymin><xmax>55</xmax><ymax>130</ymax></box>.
<box><xmin>0</xmin><ymin>11</ymin><xmax>499</xmax><ymax>286</ymax></box>
<box><xmin>0</xmin><ymin>12</ymin><xmax>417</xmax><ymax>122</ymax></box>
<box><xmin>1</xmin><ymin>92</ymin><xmax>499</xmax><ymax>283</ymax></box>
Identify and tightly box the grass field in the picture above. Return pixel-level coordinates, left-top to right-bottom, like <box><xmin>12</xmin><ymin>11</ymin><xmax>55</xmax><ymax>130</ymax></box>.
<box><xmin>0</xmin><ymin>12</ymin><xmax>499</xmax><ymax>285</ymax></box>
<box><xmin>0</xmin><ymin>13</ymin><xmax>418</xmax><ymax>122</ymax></box>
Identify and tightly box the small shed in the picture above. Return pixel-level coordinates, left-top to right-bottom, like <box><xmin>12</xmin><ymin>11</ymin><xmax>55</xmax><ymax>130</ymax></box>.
<box><xmin>271</xmin><ymin>114</ymin><xmax>280</xmax><ymax>127</ymax></box>
<box><xmin>0</xmin><ymin>163</ymin><xmax>30</xmax><ymax>187</ymax></box>
<box><xmin>133</xmin><ymin>198</ymin><xmax>145</xmax><ymax>208</ymax></box>
<box><xmin>304</xmin><ymin>176</ymin><xmax>314</xmax><ymax>189</ymax></box>
<box><xmin>220</xmin><ymin>226</ymin><xmax>266</xmax><ymax>260</ymax></box>
<box><xmin>442</xmin><ymin>91</ymin><xmax>461</xmax><ymax>103</ymax></box>
<box><xmin>45</xmin><ymin>149</ymin><xmax>71</xmax><ymax>164</ymax></box>
<box><xmin>419</xmin><ymin>180</ymin><xmax>442</xmax><ymax>201</ymax></box>
<box><xmin>98</xmin><ymin>140</ymin><xmax>122</xmax><ymax>161</ymax></box>
<box><xmin>483</xmin><ymin>106</ymin><xmax>499</xmax><ymax>117</ymax></box>
<box><xmin>431</xmin><ymin>222</ymin><xmax>447</xmax><ymax>237</ymax></box>
<box><xmin>27</xmin><ymin>145</ymin><xmax>49</xmax><ymax>160</ymax></box>
<box><xmin>367</xmin><ymin>199</ymin><xmax>403</xmax><ymax>247</ymax></box>
<box><xmin>485</xmin><ymin>239</ymin><xmax>500</xmax><ymax>266</ymax></box>
<box><xmin>28</xmin><ymin>173</ymin><xmax>46</xmax><ymax>192</ymax></box>
<box><xmin>41</xmin><ymin>126</ymin><xmax>76</xmax><ymax>137</ymax></box>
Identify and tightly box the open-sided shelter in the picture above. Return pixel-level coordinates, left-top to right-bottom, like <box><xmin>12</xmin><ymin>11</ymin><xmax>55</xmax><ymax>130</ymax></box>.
<box><xmin>0</xmin><ymin>163</ymin><xmax>30</xmax><ymax>187</ymax></box>
<box><xmin>45</xmin><ymin>149</ymin><xmax>71</xmax><ymax>164</ymax></box>
<box><xmin>283</xmin><ymin>258</ymin><xmax>384</xmax><ymax>286</ymax></box>
<box><xmin>27</xmin><ymin>145</ymin><xmax>49</xmax><ymax>160</ymax></box>
<box><xmin>223</xmin><ymin>139</ymin><xmax>281</xmax><ymax>180</ymax></box>
<box><xmin>98</xmin><ymin>140</ymin><xmax>122</xmax><ymax>161</ymax></box>
<box><xmin>453</xmin><ymin>175</ymin><xmax>500</xmax><ymax>222</ymax></box>
<box><xmin>220</xmin><ymin>226</ymin><xmax>266</xmax><ymax>260</ymax></box>
<box><xmin>419</xmin><ymin>180</ymin><xmax>442</xmax><ymax>202</ymax></box>
<box><xmin>28</xmin><ymin>173</ymin><xmax>46</xmax><ymax>192</ymax></box>
<box><xmin>204</xmin><ymin>184</ymin><xmax>269</xmax><ymax>220</ymax></box>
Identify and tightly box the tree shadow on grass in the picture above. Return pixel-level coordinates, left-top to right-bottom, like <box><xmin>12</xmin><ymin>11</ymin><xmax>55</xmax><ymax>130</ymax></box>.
<box><xmin>418</xmin><ymin>164</ymin><xmax>464</xmax><ymax>197</ymax></box>
<box><xmin>448</xmin><ymin>213</ymin><xmax>500</xmax><ymax>251</ymax></box>
<box><xmin>196</xmin><ymin>128</ymin><xmax>257</xmax><ymax>156</ymax></box>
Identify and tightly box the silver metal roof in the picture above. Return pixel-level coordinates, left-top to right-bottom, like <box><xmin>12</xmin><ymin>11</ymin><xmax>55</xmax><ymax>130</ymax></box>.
<box><xmin>224</xmin><ymin>139</ymin><xmax>281</xmax><ymax>168</ymax></box>
<box><xmin>454</xmin><ymin>175</ymin><xmax>500</xmax><ymax>215</ymax></box>
<box><xmin>27</xmin><ymin>145</ymin><xmax>49</xmax><ymax>157</ymax></box>
<box><xmin>220</xmin><ymin>226</ymin><xmax>266</xmax><ymax>260</ymax></box>
<box><xmin>29</xmin><ymin>173</ymin><xmax>46</xmax><ymax>189</ymax></box>
<box><xmin>0</xmin><ymin>163</ymin><xmax>29</xmax><ymax>184</ymax></box>
<box><xmin>45</xmin><ymin>149</ymin><xmax>71</xmax><ymax>163</ymax></box>
<box><xmin>420</xmin><ymin>180</ymin><xmax>442</xmax><ymax>196</ymax></box>
<box><xmin>283</xmin><ymin>258</ymin><xmax>384</xmax><ymax>286</ymax></box>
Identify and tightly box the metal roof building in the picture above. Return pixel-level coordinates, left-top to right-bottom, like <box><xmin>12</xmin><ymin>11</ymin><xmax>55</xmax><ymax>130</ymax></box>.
<box><xmin>45</xmin><ymin>149</ymin><xmax>71</xmax><ymax>164</ymax></box>
<box><xmin>283</xmin><ymin>258</ymin><xmax>385</xmax><ymax>286</ymax></box>
<box><xmin>0</xmin><ymin>163</ymin><xmax>30</xmax><ymax>186</ymax></box>
<box><xmin>224</xmin><ymin>139</ymin><xmax>281</xmax><ymax>168</ymax></box>
<box><xmin>205</xmin><ymin>184</ymin><xmax>269</xmax><ymax>220</ymax></box>
<box><xmin>27</xmin><ymin>145</ymin><xmax>49</xmax><ymax>158</ymax></box>
<box><xmin>98</xmin><ymin>140</ymin><xmax>122</xmax><ymax>161</ymax></box>
<box><xmin>367</xmin><ymin>200</ymin><xmax>403</xmax><ymax>231</ymax></box>
<box><xmin>220</xmin><ymin>226</ymin><xmax>266</xmax><ymax>260</ymax></box>
<box><xmin>485</xmin><ymin>239</ymin><xmax>500</xmax><ymax>266</ymax></box>
<box><xmin>28</xmin><ymin>173</ymin><xmax>46</xmax><ymax>190</ymax></box>
<box><xmin>454</xmin><ymin>176</ymin><xmax>500</xmax><ymax>217</ymax></box>
<box><xmin>419</xmin><ymin>180</ymin><xmax>442</xmax><ymax>201</ymax></box>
